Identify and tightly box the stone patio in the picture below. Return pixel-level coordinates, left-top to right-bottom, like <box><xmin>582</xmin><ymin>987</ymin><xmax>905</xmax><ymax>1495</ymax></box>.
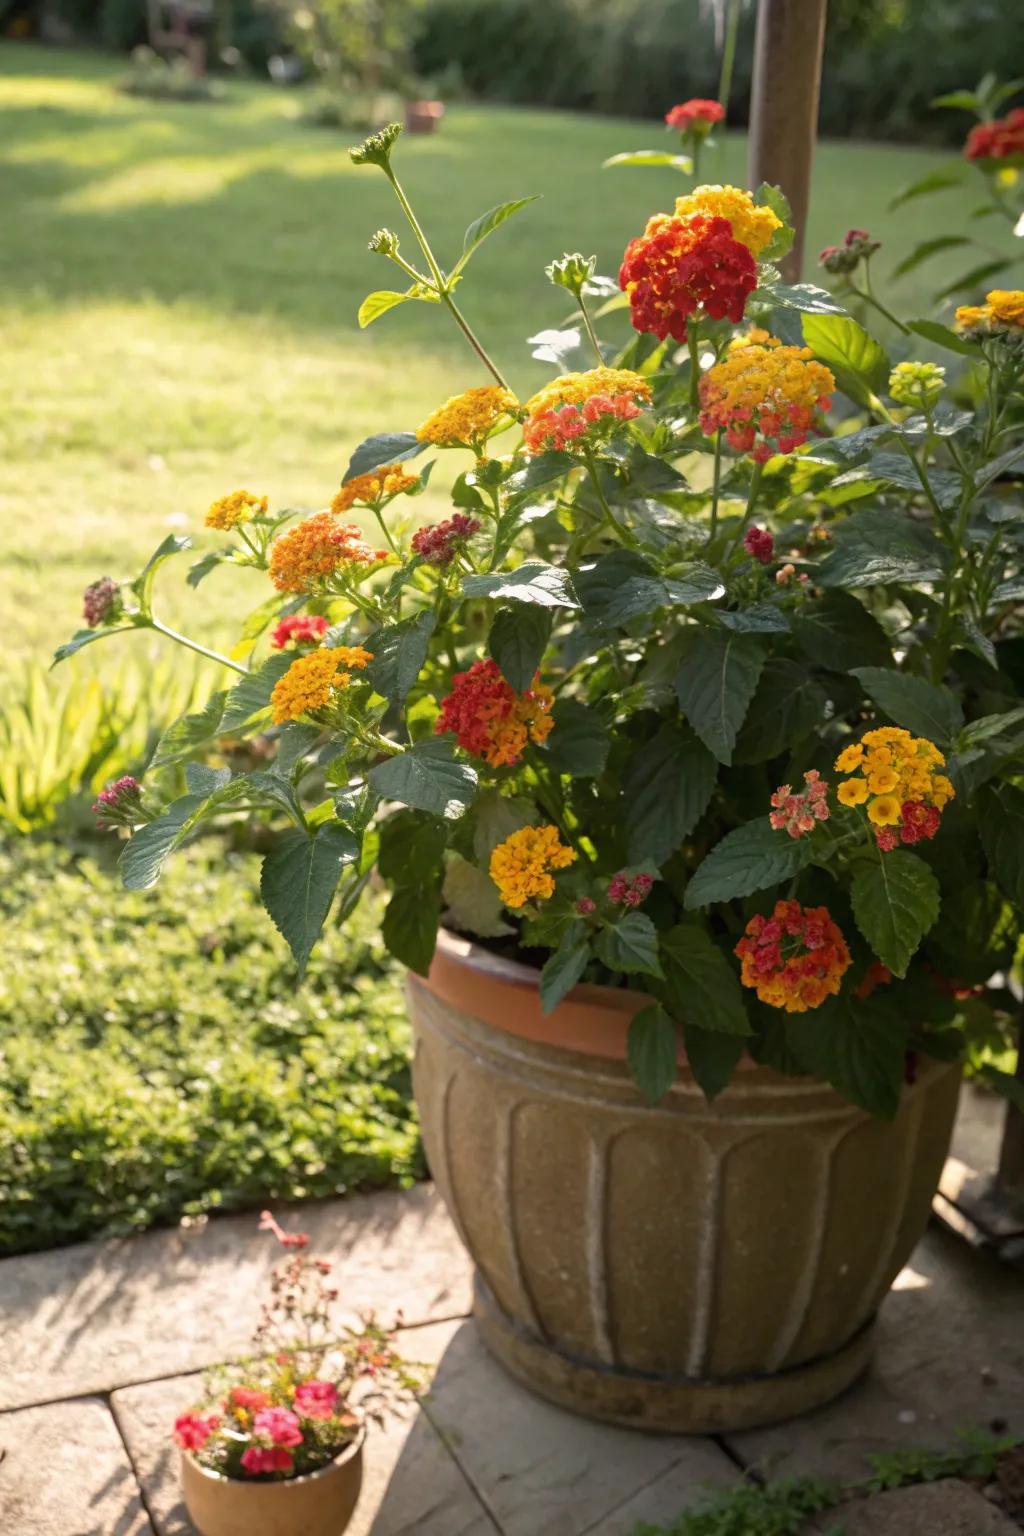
<box><xmin>2</xmin><ymin>1090</ymin><xmax>1022</xmax><ymax>1536</ymax></box>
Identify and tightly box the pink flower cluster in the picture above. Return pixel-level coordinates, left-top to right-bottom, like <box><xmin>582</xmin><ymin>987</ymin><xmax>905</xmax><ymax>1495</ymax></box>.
<box><xmin>92</xmin><ymin>775</ymin><xmax>143</xmax><ymax>827</ymax></box>
<box><xmin>271</xmin><ymin>614</ymin><xmax>329</xmax><ymax>649</ymax></box>
<box><xmin>769</xmin><ymin>770</ymin><xmax>830</xmax><ymax>839</ymax></box>
<box><xmin>608</xmin><ymin>871</ymin><xmax>654</xmax><ymax>907</ymax></box>
<box><xmin>82</xmin><ymin>576</ymin><xmax>120</xmax><ymax>627</ymax></box>
<box><xmin>743</xmin><ymin>526</ymin><xmax>774</xmax><ymax>564</ymax></box>
<box><xmin>523</xmin><ymin>393</ymin><xmax>642</xmax><ymax>454</ymax></box>
<box><xmin>294</xmin><ymin>1380</ymin><xmax>339</xmax><ymax>1420</ymax></box>
<box><xmin>174</xmin><ymin>1413</ymin><xmax>221</xmax><ymax>1451</ymax></box>
<box><xmin>410</xmin><ymin>513</ymin><xmax>482</xmax><ymax>567</ymax></box>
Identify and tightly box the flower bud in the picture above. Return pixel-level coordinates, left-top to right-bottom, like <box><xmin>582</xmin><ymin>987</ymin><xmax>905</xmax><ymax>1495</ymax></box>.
<box><xmin>368</xmin><ymin>228</ymin><xmax>400</xmax><ymax>257</ymax></box>
<box><xmin>82</xmin><ymin>576</ymin><xmax>122</xmax><ymax>628</ymax></box>
<box><xmin>888</xmin><ymin>360</ymin><xmax>946</xmax><ymax>412</ymax></box>
<box><xmin>349</xmin><ymin>122</ymin><xmax>402</xmax><ymax>169</ymax></box>
<box><xmin>92</xmin><ymin>775</ymin><xmax>144</xmax><ymax>827</ymax></box>
<box><xmin>545</xmin><ymin>252</ymin><xmax>597</xmax><ymax>299</ymax></box>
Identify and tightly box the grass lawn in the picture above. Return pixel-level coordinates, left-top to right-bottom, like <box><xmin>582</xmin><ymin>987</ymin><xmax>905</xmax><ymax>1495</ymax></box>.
<box><xmin>0</xmin><ymin>41</ymin><xmax>1002</xmax><ymax>682</ymax></box>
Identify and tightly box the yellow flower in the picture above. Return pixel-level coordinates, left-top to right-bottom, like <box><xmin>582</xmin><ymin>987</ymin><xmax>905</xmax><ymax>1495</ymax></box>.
<box><xmin>674</xmin><ymin>184</ymin><xmax>783</xmax><ymax>256</ymax></box>
<box><xmin>954</xmin><ymin>304</ymin><xmax>989</xmax><ymax>333</ymax></box>
<box><xmin>524</xmin><ymin>367</ymin><xmax>652</xmax><ymax>418</ymax></box>
<box><xmin>270</xmin><ymin>645</ymin><xmax>372</xmax><ymax>724</ymax></box>
<box><xmin>834</xmin><ymin>743</ymin><xmax>864</xmax><ymax>773</ymax></box>
<box><xmin>867</xmin><ymin>794</ymin><xmax>902</xmax><ymax>827</ymax></box>
<box><xmin>837</xmin><ymin>778</ymin><xmax>869</xmax><ymax>807</ymax></box>
<box><xmin>864</xmin><ymin>747</ymin><xmax>893</xmax><ymax>772</ymax></box>
<box><xmin>205</xmin><ymin>489</ymin><xmax>268</xmax><ymax>531</ymax></box>
<box><xmin>698</xmin><ymin>343</ymin><xmax>834</xmax><ymax>460</ymax></box>
<box><xmin>985</xmin><ymin>289</ymin><xmax>1024</xmax><ymax>328</ymax></box>
<box><xmin>489</xmin><ymin>825</ymin><xmax>576</xmax><ymax>909</ymax></box>
<box><xmin>332</xmin><ymin>467</ymin><xmax>418</xmax><ymax>513</ymax></box>
<box><xmin>867</xmin><ymin>766</ymin><xmax>899</xmax><ymax>795</ymax></box>
<box><xmin>417</xmin><ymin>386</ymin><xmax>519</xmax><ymax>448</ymax></box>
<box><xmin>932</xmin><ymin>774</ymin><xmax>955</xmax><ymax>809</ymax></box>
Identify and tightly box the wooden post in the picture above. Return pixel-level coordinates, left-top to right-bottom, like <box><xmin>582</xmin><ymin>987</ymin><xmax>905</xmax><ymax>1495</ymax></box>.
<box><xmin>747</xmin><ymin>0</ymin><xmax>828</xmax><ymax>282</ymax></box>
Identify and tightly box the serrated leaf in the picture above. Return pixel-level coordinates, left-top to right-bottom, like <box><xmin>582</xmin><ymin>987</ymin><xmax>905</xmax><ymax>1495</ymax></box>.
<box><xmin>623</xmin><ymin>722</ymin><xmax>717</xmax><ymax>866</ymax></box>
<box><xmin>463</xmin><ymin>560</ymin><xmax>579</xmax><ymax>609</ymax></box>
<box><xmin>659</xmin><ymin>923</ymin><xmax>751</xmax><ymax>1035</ymax></box>
<box><xmin>273</xmin><ymin>722</ymin><xmax>322</xmax><ymax>777</ymax></box>
<box><xmin>488</xmin><ymin>605</ymin><xmax>552</xmax><ymax>692</ymax></box>
<box><xmin>602</xmin><ymin>149</ymin><xmax>693</xmax><ymax>172</ymax></box>
<box><xmin>733</xmin><ymin>659</ymin><xmax>826</xmax><ymax>763</ymax></box>
<box><xmin>260</xmin><ymin>822</ymin><xmax>359</xmax><ymax>973</ymax></box>
<box><xmin>975</xmin><ymin>442</ymin><xmax>1024</xmax><ymax>494</ymax></box>
<box><xmin>151</xmin><ymin>690</ymin><xmax>228</xmax><ymax>768</ymax></box>
<box><xmin>368</xmin><ymin>736</ymin><xmax>477</xmax><ymax>819</ymax></box>
<box><xmin>817</xmin><ymin>508</ymin><xmax>947</xmax><ymax>588</ymax></box>
<box><xmin>684</xmin><ymin>818</ymin><xmax>812</xmax><ymax>909</ymax></box>
<box><xmin>832</xmin><ymin>452</ymin><xmax>963</xmax><ymax>511</ymax></box>
<box><xmin>675</xmin><ymin>631</ymin><xmax>765</xmax><ymax>765</ymax></box>
<box><xmin>187</xmin><ymin>550</ymin><xmax>232</xmax><ymax>588</ymax></box>
<box><xmin>442</xmin><ymin>853</ymin><xmax>513</xmax><ymax>939</ymax></box>
<box><xmin>683</xmin><ymin>1024</ymin><xmax>745</xmax><ymax>1100</ymax></box>
<box><xmin>595</xmin><ymin>911</ymin><xmax>663</xmax><ymax>978</ymax></box>
<box><xmin>802</xmin><ymin>313</ymin><xmax>889</xmax><ymax>405</ymax></box>
<box><xmin>364</xmin><ymin>611</ymin><xmax>435</xmax><ymax>703</ymax></box>
<box><xmin>120</xmin><ymin>794</ymin><xmax>206</xmax><ymax>891</ymax></box>
<box><xmin>627</xmin><ymin>1004</ymin><xmax>677</xmax><ymax>1104</ymax></box>
<box><xmin>219</xmin><ymin>654</ymin><xmax>293</xmax><ymax>732</ymax></box>
<box><xmin>471</xmin><ymin>790</ymin><xmax>535</xmax><ymax>863</ymax></box>
<box><xmin>793</xmin><ymin>593</ymin><xmax>892</xmax><ymax>671</ymax></box>
<box><xmin>714</xmin><ymin>604</ymin><xmax>790</xmax><ymax>633</ymax></box>
<box><xmin>755</xmin><ymin>182</ymin><xmax>795</xmax><ymax>264</ymax></box>
<box><xmin>788</xmin><ymin>995</ymin><xmax>908</xmax><ymax>1118</ymax></box>
<box><xmin>765</xmin><ymin>282</ymin><xmax>849</xmax><ymax>316</ymax></box>
<box><xmin>978</xmin><ymin>780</ymin><xmax>1024</xmax><ymax>912</ymax></box>
<box><xmin>576</xmin><ymin>549</ymin><xmax>725</xmax><ymax>628</ymax></box>
<box><xmin>850</xmin><ymin>667</ymin><xmax>963</xmax><ymax>745</ymax></box>
<box><xmin>377</xmin><ymin>808</ymin><xmax>448</xmax><ymax>883</ymax></box>
<box><xmin>540</xmin><ymin>927</ymin><xmax>591</xmax><ymax>1013</ymax></box>
<box><xmin>343</xmin><ymin>431</ymin><xmax>428</xmax><ymax>483</ymax></box>
<box><xmin>357</xmin><ymin>289</ymin><xmax>413</xmax><ymax>328</ymax></box>
<box><xmin>185</xmin><ymin>763</ymin><xmax>231</xmax><ymax>795</ymax></box>
<box><xmin>545</xmin><ymin>699</ymin><xmax>610</xmax><ymax>779</ymax></box>
<box><xmin>452</xmin><ymin>197</ymin><xmax>540</xmax><ymax>278</ymax></box>
<box><xmin>850</xmin><ymin>851</ymin><xmax>940</xmax><ymax>977</ymax></box>
<box><xmin>382</xmin><ymin>882</ymin><xmax>441</xmax><ymax>976</ymax></box>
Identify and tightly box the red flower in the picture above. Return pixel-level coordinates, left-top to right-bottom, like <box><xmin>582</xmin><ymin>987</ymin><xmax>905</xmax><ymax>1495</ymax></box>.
<box><xmin>410</xmin><ymin>514</ymin><xmax>482</xmax><ymax>567</ymax></box>
<box><xmin>744</xmin><ymin>526</ymin><xmax>774</xmax><ymax>564</ymax></box>
<box><xmin>435</xmin><ymin>658</ymin><xmax>555</xmax><ymax>768</ymax></box>
<box><xmin>735</xmin><ymin>899</ymin><xmax>851</xmax><ymax>1013</ymax></box>
<box><xmin>898</xmin><ymin>800</ymin><xmax>941</xmax><ymax>846</ymax></box>
<box><xmin>240</xmin><ymin>1445</ymin><xmax>294</xmax><ymax>1476</ymax></box>
<box><xmin>228</xmin><ymin>1387</ymin><xmax>270</xmax><ymax>1413</ymax></box>
<box><xmin>174</xmin><ymin>1413</ymin><xmax>219</xmax><ymax>1451</ymax></box>
<box><xmin>665</xmin><ymin>99</ymin><xmax>725</xmax><ymax>131</ymax></box>
<box><xmin>965</xmin><ymin>108</ymin><xmax>1024</xmax><ymax>160</ymax></box>
<box><xmin>619</xmin><ymin>213</ymin><xmax>756</xmax><ymax>343</ymax></box>
<box><xmin>270</xmin><ymin>614</ymin><xmax>329</xmax><ymax>650</ymax></box>
<box><xmin>294</xmin><ymin>1380</ymin><xmax>339</xmax><ymax>1420</ymax></box>
<box><xmin>253</xmin><ymin>1406</ymin><xmax>303</xmax><ymax>1448</ymax></box>
<box><xmin>608</xmin><ymin>872</ymin><xmax>653</xmax><ymax>908</ymax></box>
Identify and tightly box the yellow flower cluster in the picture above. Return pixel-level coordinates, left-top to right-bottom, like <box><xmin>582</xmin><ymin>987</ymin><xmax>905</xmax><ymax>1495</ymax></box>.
<box><xmin>955</xmin><ymin>289</ymin><xmax>1024</xmax><ymax>334</ymax></box>
<box><xmin>699</xmin><ymin>343</ymin><xmax>834</xmax><ymax>460</ymax></box>
<box><xmin>268</xmin><ymin>514</ymin><xmax>383</xmax><ymax>594</ymax></box>
<box><xmin>673</xmin><ymin>184</ymin><xmax>782</xmax><ymax>257</ymax></box>
<box><xmin>523</xmin><ymin>367</ymin><xmax>653</xmax><ymax>418</ymax></box>
<box><xmin>416</xmin><ymin>386</ymin><xmax>519</xmax><ymax>448</ymax></box>
<box><xmin>835</xmin><ymin>728</ymin><xmax>954</xmax><ymax>826</ymax></box>
<box><xmin>205</xmin><ymin>490</ymin><xmax>268</xmax><ymax>531</ymax></box>
<box><xmin>489</xmin><ymin>824</ymin><xmax>576</xmax><ymax>909</ymax></box>
<box><xmin>270</xmin><ymin>645</ymin><xmax>372</xmax><ymax>725</ymax></box>
<box><xmin>331</xmin><ymin>467</ymin><xmax>418</xmax><ymax>513</ymax></box>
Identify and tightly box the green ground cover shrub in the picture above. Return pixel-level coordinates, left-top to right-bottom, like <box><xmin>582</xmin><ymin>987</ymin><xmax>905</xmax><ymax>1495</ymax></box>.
<box><xmin>0</xmin><ymin>837</ymin><xmax>421</xmax><ymax>1255</ymax></box>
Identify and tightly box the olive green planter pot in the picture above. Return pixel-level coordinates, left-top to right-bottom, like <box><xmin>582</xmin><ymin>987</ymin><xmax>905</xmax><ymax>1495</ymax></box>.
<box><xmin>408</xmin><ymin>930</ymin><xmax>961</xmax><ymax>1435</ymax></box>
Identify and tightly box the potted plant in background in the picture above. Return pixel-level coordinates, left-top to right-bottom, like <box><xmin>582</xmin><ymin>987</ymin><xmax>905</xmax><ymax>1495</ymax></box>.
<box><xmin>62</xmin><ymin>121</ymin><xmax>1024</xmax><ymax>1433</ymax></box>
<box><xmin>175</xmin><ymin>1212</ymin><xmax>417</xmax><ymax>1536</ymax></box>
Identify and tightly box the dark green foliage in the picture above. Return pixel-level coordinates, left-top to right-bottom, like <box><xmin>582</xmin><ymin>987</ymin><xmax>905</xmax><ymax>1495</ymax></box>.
<box><xmin>0</xmin><ymin>838</ymin><xmax>421</xmax><ymax>1256</ymax></box>
<box><xmin>633</xmin><ymin>1474</ymin><xmax>839</xmax><ymax>1536</ymax></box>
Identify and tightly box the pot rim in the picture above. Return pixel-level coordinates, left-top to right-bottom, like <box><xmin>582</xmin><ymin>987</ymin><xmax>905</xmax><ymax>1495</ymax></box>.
<box><xmin>182</xmin><ymin>1422</ymin><xmax>365</xmax><ymax>1489</ymax></box>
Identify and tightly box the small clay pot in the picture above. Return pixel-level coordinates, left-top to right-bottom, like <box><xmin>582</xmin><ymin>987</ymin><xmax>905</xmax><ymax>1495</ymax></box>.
<box><xmin>405</xmin><ymin>99</ymin><xmax>444</xmax><ymax>133</ymax></box>
<box><xmin>181</xmin><ymin>1429</ymin><xmax>364</xmax><ymax>1536</ymax></box>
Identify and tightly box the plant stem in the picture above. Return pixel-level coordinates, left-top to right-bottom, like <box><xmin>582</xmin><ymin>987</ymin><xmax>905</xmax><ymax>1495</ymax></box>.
<box><xmin>582</xmin><ymin>445</ymin><xmax>634</xmax><ymax>546</ymax></box>
<box><xmin>149</xmin><ymin>617</ymin><xmax>248</xmax><ymax>674</ymax></box>
<box><xmin>852</xmin><ymin>267</ymin><xmax>910</xmax><ymax>335</ymax></box>
<box><xmin>710</xmin><ymin>429</ymin><xmax>723</xmax><ymax>538</ymax></box>
<box><xmin>717</xmin><ymin>0</ymin><xmax>742</xmax><ymax>119</ymax></box>
<box><xmin>687</xmin><ymin>326</ymin><xmax>702</xmax><ymax>414</ymax></box>
<box><xmin>371</xmin><ymin>506</ymin><xmax>398</xmax><ymax>555</ymax></box>
<box><xmin>441</xmin><ymin>290</ymin><xmax>512</xmax><ymax>389</ymax></box>
<box><xmin>576</xmin><ymin>292</ymin><xmax>604</xmax><ymax>365</ymax></box>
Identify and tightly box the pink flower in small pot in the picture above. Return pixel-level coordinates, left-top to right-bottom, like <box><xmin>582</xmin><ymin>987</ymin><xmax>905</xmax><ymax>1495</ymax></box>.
<box><xmin>240</xmin><ymin>1445</ymin><xmax>295</xmax><ymax>1476</ymax></box>
<box><xmin>294</xmin><ymin>1380</ymin><xmax>339</xmax><ymax>1420</ymax></box>
<box><xmin>174</xmin><ymin>1413</ymin><xmax>220</xmax><ymax>1451</ymax></box>
<box><xmin>253</xmin><ymin>1406</ymin><xmax>303</xmax><ymax>1447</ymax></box>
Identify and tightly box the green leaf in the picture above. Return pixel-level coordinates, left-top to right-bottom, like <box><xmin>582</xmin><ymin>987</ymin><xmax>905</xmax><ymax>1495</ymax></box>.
<box><xmin>357</xmin><ymin>289</ymin><xmax>413</xmax><ymax>328</ymax></box>
<box><xmin>715</xmin><ymin>604</ymin><xmax>790</xmax><ymax>634</ymax></box>
<box><xmin>793</xmin><ymin>593</ymin><xmax>892</xmax><ymax>671</ymax></box>
<box><xmin>891</xmin><ymin>236</ymin><xmax>971</xmax><ymax>279</ymax></box>
<box><xmin>382</xmin><ymin>883</ymin><xmax>441</xmax><ymax>976</ymax></box>
<box><xmin>765</xmin><ymin>282</ymin><xmax>849</xmax><ymax>315</ymax></box>
<box><xmin>906</xmin><ymin>318</ymin><xmax>980</xmax><ymax>358</ymax></box>
<box><xmin>850</xmin><ymin>667</ymin><xmax>963</xmax><ymax>745</ymax></box>
<box><xmin>975</xmin><ymin>442</ymin><xmax>1024</xmax><ymax>495</ymax></box>
<box><xmin>503</xmin><ymin>451</ymin><xmax>577</xmax><ymax>504</ymax></box>
<box><xmin>545</xmin><ymin>699</ymin><xmax>610</xmax><ymax>779</ymax></box>
<box><xmin>52</xmin><ymin>626</ymin><xmax>135</xmax><ymax>667</ymax></box>
<box><xmin>368</xmin><ymin>737</ymin><xmax>477</xmax><ymax>819</ymax></box>
<box><xmin>623</xmin><ymin>722</ymin><xmax>717</xmax><ymax>866</ymax></box>
<box><xmin>734</xmin><ymin>659</ymin><xmax>827</xmax><ymax>763</ymax></box>
<box><xmin>789</xmin><ymin>995</ymin><xmax>908</xmax><ymax>1118</ymax></box>
<box><xmin>343</xmin><ymin>431</ymin><xmax>427</xmax><ymax>483</ymax></box>
<box><xmin>755</xmin><ymin>183</ymin><xmax>795</xmax><ymax>264</ymax></box>
<box><xmin>802</xmin><ymin>313</ymin><xmax>889</xmax><ymax>405</ymax></box>
<box><xmin>602</xmin><ymin>149</ymin><xmax>693</xmax><ymax>172</ymax></box>
<box><xmin>488</xmin><ymin>605</ymin><xmax>552</xmax><ymax>692</ymax></box>
<box><xmin>888</xmin><ymin>164</ymin><xmax>967</xmax><ymax>210</ymax></box>
<box><xmin>627</xmin><ymin>1004</ymin><xmax>678</xmax><ymax>1104</ymax></box>
<box><xmin>260</xmin><ymin>822</ymin><xmax>359</xmax><ymax>974</ymax></box>
<box><xmin>378</xmin><ymin>808</ymin><xmax>448</xmax><ymax>883</ymax></box>
<box><xmin>185</xmin><ymin>763</ymin><xmax>231</xmax><ymax>796</ymax></box>
<box><xmin>832</xmin><ymin>452</ymin><xmax>964</xmax><ymax>511</ymax></box>
<box><xmin>187</xmin><ymin>549</ymin><xmax>232</xmax><ymax>588</ymax></box>
<box><xmin>150</xmin><ymin>690</ymin><xmax>228</xmax><ymax>769</ymax></box>
<box><xmin>365</xmin><ymin>611</ymin><xmax>435</xmax><ymax>703</ymax></box>
<box><xmin>675</xmin><ymin>631</ymin><xmax>765</xmax><ymax>765</ymax></box>
<box><xmin>120</xmin><ymin>794</ymin><xmax>206</xmax><ymax>891</ymax></box>
<box><xmin>462</xmin><ymin>560</ymin><xmax>579</xmax><ymax>609</ymax></box>
<box><xmin>850</xmin><ymin>851</ymin><xmax>940</xmax><ymax>977</ymax></box>
<box><xmin>817</xmin><ymin>508</ymin><xmax>946</xmax><ymax>588</ymax></box>
<box><xmin>684</xmin><ymin>818</ymin><xmax>812</xmax><ymax>909</ymax></box>
<box><xmin>540</xmin><ymin>928</ymin><xmax>591</xmax><ymax>1013</ymax></box>
<box><xmin>659</xmin><ymin>923</ymin><xmax>751</xmax><ymax>1035</ymax></box>
<box><xmin>219</xmin><ymin>654</ymin><xmax>293</xmax><ymax>732</ymax></box>
<box><xmin>451</xmin><ymin>197</ymin><xmax>540</xmax><ymax>277</ymax></box>
<box><xmin>576</xmin><ymin>550</ymin><xmax>725</xmax><ymax>628</ymax></box>
<box><xmin>442</xmin><ymin>854</ymin><xmax>512</xmax><ymax>939</ymax></box>
<box><xmin>273</xmin><ymin>722</ymin><xmax>322</xmax><ymax>777</ymax></box>
<box><xmin>471</xmin><ymin>790</ymin><xmax>536</xmax><ymax>863</ymax></box>
<box><xmin>684</xmin><ymin>1024</ymin><xmax>746</xmax><ymax>1100</ymax></box>
<box><xmin>132</xmin><ymin>533</ymin><xmax>192</xmax><ymax>613</ymax></box>
<box><xmin>978</xmin><ymin>780</ymin><xmax>1024</xmax><ymax>913</ymax></box>
<box><xmin>595</xmin><ymin>911</ymin><xmax>663</xmax><ymax>978</ymax></box>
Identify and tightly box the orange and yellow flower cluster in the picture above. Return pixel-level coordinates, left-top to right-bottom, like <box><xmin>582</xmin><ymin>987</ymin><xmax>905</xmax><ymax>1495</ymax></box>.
<box><xmin>269</xmin><ymin>514</ymin><xmax>386</xmax><ymax>594</ymax></box>
<box><xmin>435</xmin><ymin>658</ymin><xmax>554</xmax><ymax>767</ymax></box>
<box><xmin>523</xmin><ymin>368</ymin><xmax>652</xmax><ymax>454</ymax></box>
<box><xmin>206</xmin><ymin>490</ymin><xmax>268</xmax><ymax>531</ymax></box>
<box><xmin>673</xmin><ymin>185</ymin><xmax>783</xmax><ymax>258</ymax></box>
<box><xmin>270</xmin><ymin>645</ymin><xmax>372</xmax><ymax>724</ymax></box>
<box><xmin>699</xmin><ymin>342</ymin><xmax>835</xmax><ymax>462</ymax></box>
<box><xmin>332</xmin><ymin>466</ymin><xmax>418</xmax><ymax>513</ymax></box>
<box><xmin>735</xmin><ymin>899</ymin><xmax>851</xmax><ymax>1013</ymax></box>
<box><xmin>955</xmin><ymin>290</ymin><xmax>1024</xmax><ymax>336</ymax></box>
<box><xmin>489</xmin><ymin>824</ymin><xmax>576</xmax><ymax>909</ymax></box>
<box><xmin>416</xmin><ymin>386</ymin><xmax>519</xmax><ymax>450</ymax></box>
<box><xmin>834</xmin><ymin>727</ymin><xmax>954</xmax><ymax>851</ymax></box>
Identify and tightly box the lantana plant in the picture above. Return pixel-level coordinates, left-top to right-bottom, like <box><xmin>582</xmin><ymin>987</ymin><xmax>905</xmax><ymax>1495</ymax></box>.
<box><xmin>62</xmin><ymin>122</ymin><xmax>1024</xmax><ymax>1113</ymax></box>
<box><xmin>173</xmin><ymin>1212</ymin><xmax>418</xmax><ymax>1481</ymax></box>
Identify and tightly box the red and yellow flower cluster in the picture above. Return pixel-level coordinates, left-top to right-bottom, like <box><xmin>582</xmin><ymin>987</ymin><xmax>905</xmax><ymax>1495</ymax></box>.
<box><xmin>332</xmin><ymin>465</ymin><xmax>418</xmax><ymax>513</ymax></box>
<box><xmin>435</xmin><ymin>657</ymin><xmax>555</xmax><ymax>767</ymax></box>
<box><xmin>735</xmin><ymin>899</ymin><xmax>851</xmax><ymax>1013</ymax></box>
<box><xmin>269</xmin><ymin>514</ymin><xmax>387</xmax><ymax>594</ymax></box>
<box><xmin>665</xmin><ymin>99</ymin><xmax>725</xmax><ymax>133</ymax></box>
<box><xmin>270</xmin><ymin>614</ymin><xmax>329</xmax><ymax>649</ymax></box>
<box><xmin>964</xmin><ymin>107</ymin><xmax>1024</xmax><ymax>161</ymax></box>
<box><xmin>834</xmin><ymin>727</ymin><xmax>954</xmax><ymax>851</ymax></box>
<box><xmin>769</xmin><ymin>769</ymin><xmax>830</xmax><ymax>839</ymax></box>
<box><xmin>270</xmin><ymin>645</ymin><xmax>373</xmax><ymax>724</ymax></box>
<box><xmin>490</xmin><ymin>824</ymin><xmax>576</xmax><ymax>909</ymax></box>
<box><xmin>174</xmin><ymin>1377</ymin><xmax>349</xmax><ymax>1478</ymax></box>
<box><xmin>699</xmin><ymin>340</ymin><xmax>835</xmax><ymax>462</ymax></box>
<box><xmin>523</xmin><ymin>368</ymin><xmax>652</xmax><ymax>454</ymax></box>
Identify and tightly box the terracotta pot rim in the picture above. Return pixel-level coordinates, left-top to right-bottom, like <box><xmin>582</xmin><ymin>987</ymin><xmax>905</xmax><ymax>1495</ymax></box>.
<box><xmin>182</xmin><ymin>1423</ymin><xmax>364</xmax><ymax>1489</ymax></box>
<box><xmin>434</xmin><ymin>926</ymin><xmax>646</xmax><ymax>1012</ymax></box>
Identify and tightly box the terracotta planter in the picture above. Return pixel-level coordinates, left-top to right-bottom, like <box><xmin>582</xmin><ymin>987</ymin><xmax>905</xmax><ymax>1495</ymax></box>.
<box><xmin>181</xmin><ymin>1430</ymin><xmax>364</xmax><ymax>1536</ymax></box>
<box><xmin>405</xmin><ymin>99</ymin><xmax>444</xmax><ymax>133</ymax></box>
<box><xmin>408</xmin><ymin>930</ymin><xmax>961</xmax><ymax>1434</ymax></box>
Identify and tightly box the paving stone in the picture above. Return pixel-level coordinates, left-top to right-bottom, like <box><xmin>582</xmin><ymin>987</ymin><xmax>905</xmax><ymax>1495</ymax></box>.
<box><xmin>1</xmin><ymin>1186</ymin><xmax>472</xmax><ymax>1411</ymax></box>
<box><xmin>577</xmin><ymin>1454</ymin><xmax>735</xmax><ymax>1535</ymax></box>
<box><xmin>112</xmin><ymin>1323</ymin><xmax>499</xmax><ymax>1536</ymax></box>
<box><xmin>726</xmin><ymin>1224</ymin><xmax>1024</xmax><ymax>1485</ymax></box>
<box><xmin>418</xmin><ymin>1319</ymin><xmax>735</xmax><ymax>1536</ymax></box>
<box><xmin>809</xmin><ymin>1479</ymin><xmax>1021</xmax><ymax>1534</ymax></box>
<box><xmin>0</xmin><ymin>1397</ymin><xmax>153</xmax><ymax>1536</ymax></box>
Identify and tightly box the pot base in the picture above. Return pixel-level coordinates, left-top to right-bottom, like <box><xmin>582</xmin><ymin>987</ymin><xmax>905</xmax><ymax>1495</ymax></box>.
<box><xmin>473</xmin><ymin>1275</ymin><xmax>875</xmax><ymax>1435</ymax></box>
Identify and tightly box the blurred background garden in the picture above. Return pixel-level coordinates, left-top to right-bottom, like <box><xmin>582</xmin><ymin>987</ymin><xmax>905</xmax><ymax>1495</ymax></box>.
<box><xmin>1</xmin><ymin>0</ymin><xmax>1021</xmax><ymax>1257</ymax></box>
